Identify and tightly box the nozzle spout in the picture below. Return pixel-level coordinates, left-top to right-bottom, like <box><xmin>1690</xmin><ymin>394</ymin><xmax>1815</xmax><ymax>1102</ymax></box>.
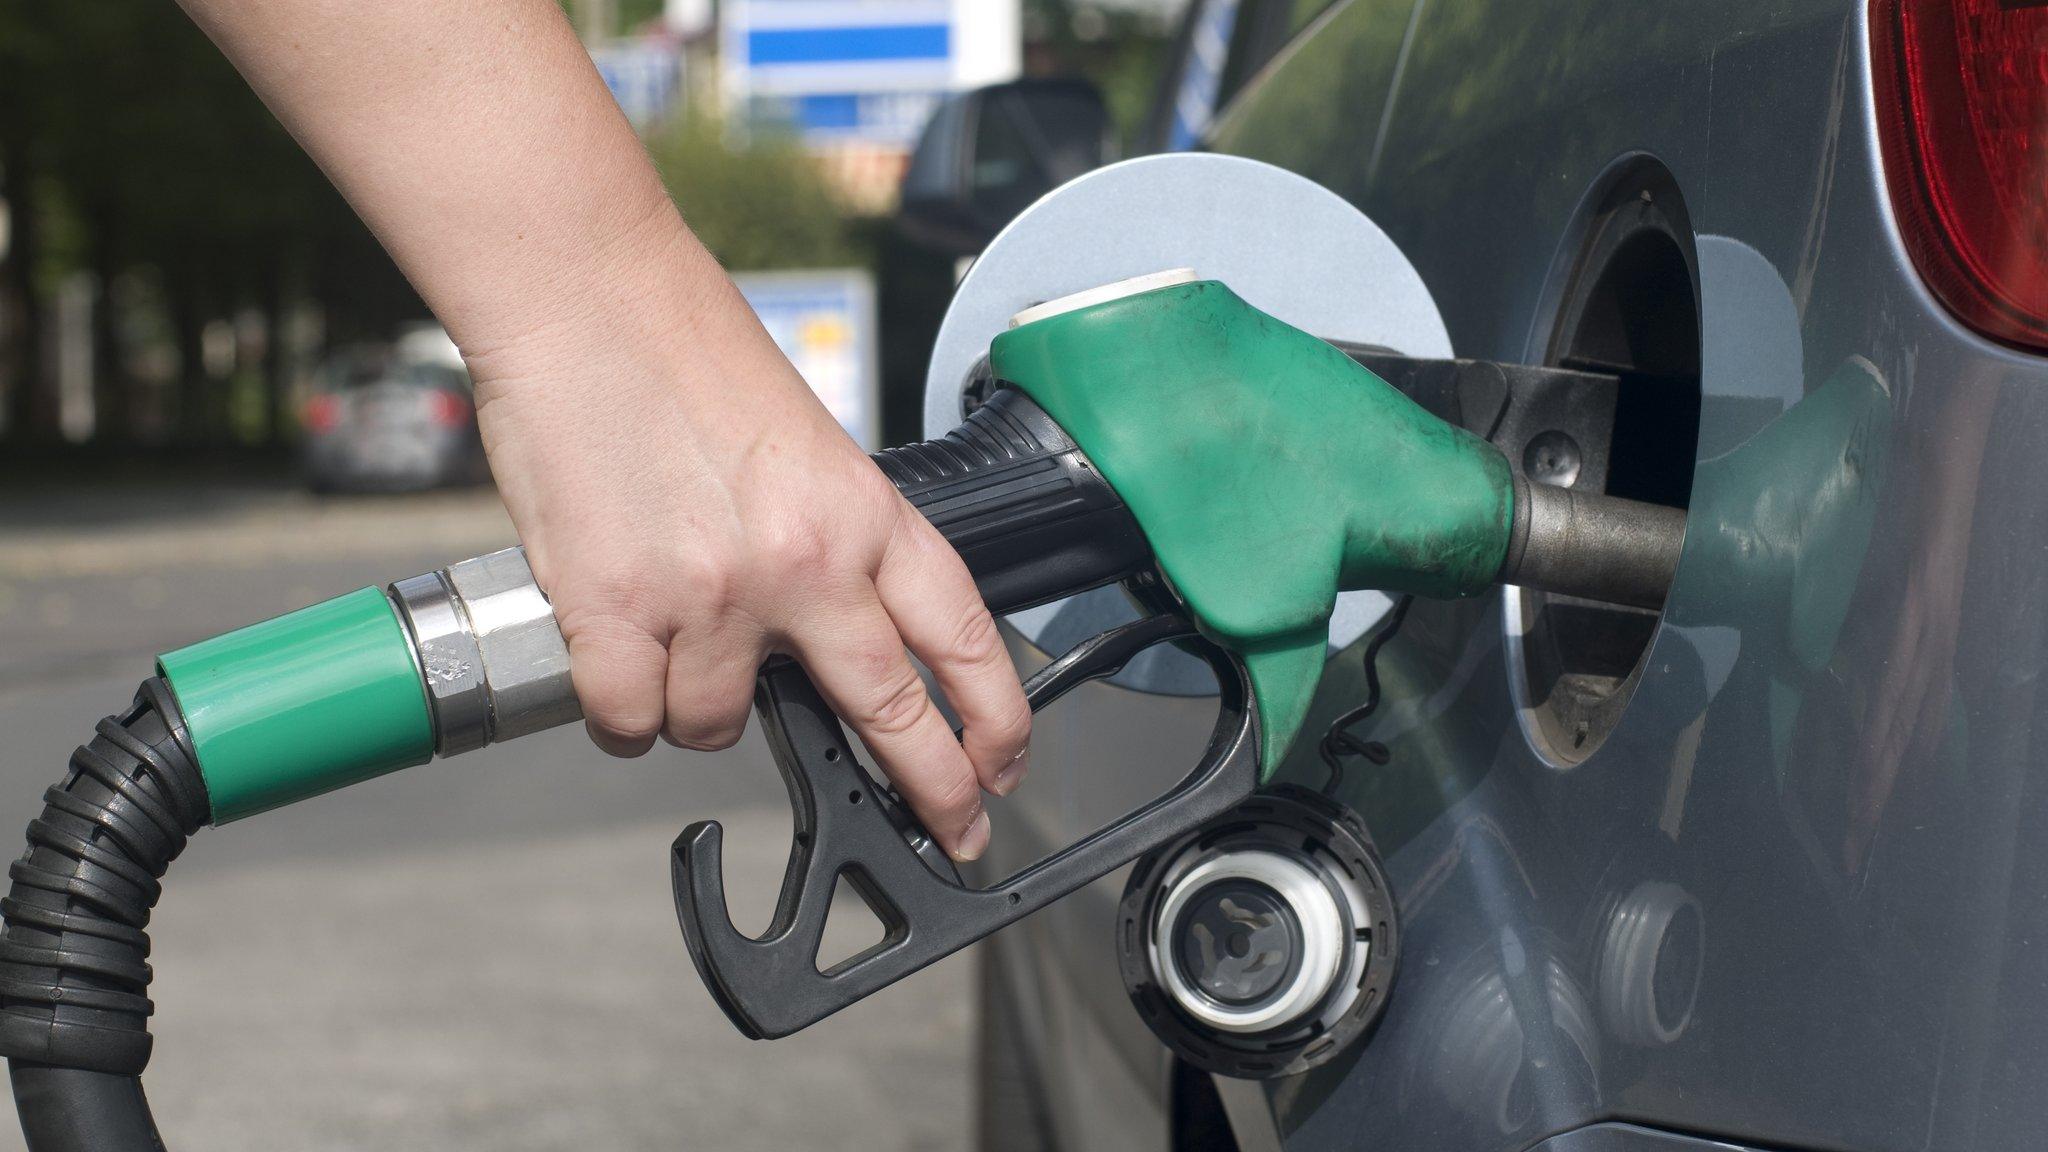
<box><xmin>1499</xmin><ymin>474</ymin><xmax>1686</xmax><ymax>610</ymax></box>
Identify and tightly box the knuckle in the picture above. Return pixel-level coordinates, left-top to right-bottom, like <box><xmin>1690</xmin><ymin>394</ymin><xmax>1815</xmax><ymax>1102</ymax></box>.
<box><xmin>564</xmin><ymin>637</ymin><xmax>667</xmax><ymax>750</ymax></box>
<box><xmin>855</xmin><ymin>667</ymin><xmax>932</xmax><ymax>738</ymax></box>
<box><xmin>560</xmin><ymin>546</ymin><xmax>738</xmax><ymax>640</ymax></box>
<box><xmin>664</xmin><ymin>680</ymin><xmax>754</xmax><ymax>752</ymax></box>
<box><xmin>939</xmin><ymin>602</ymin><xmax>1003</xmax><ymax>668</ymax></box>
<box><xmin>851</xmin><ymin>464</ymin><xmax>906</xmax><ymax>510</ymax></box>
<box><xmin>982</xmin><ymin>698</ymin><xmax>1032</xmax><ymax>754</ymax></box>
<box><xmin>758</xmin><ymin>512</ymin><xmax>833</xmax><ymax>576</ymax></box>
<box><xmin>673</xmin><ymin>551</ymin><xmax>736</xmax><ymax>618</ymax></box>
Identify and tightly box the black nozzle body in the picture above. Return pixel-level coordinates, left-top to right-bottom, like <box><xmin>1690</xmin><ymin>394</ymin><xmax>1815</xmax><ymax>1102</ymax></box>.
<box><xmin>873</xmin><ymin>389</ymin><xmax>1149</xmax><ymax>615</ymax></box>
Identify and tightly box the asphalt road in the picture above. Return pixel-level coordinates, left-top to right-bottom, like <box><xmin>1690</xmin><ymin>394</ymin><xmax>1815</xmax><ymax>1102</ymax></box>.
<box><xmin>0</xmin><ymin>481</ymin><xmax>971</xmax><ymax>1151</ymax></box>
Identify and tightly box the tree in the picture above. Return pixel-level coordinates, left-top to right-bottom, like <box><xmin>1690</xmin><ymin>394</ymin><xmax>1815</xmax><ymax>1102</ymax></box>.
<box><xmin>0</xmin><ymin>0</ymin><xmax>61</xmax><ymax>439</ymax></box>
<box><xmin>0</xmin><ymin>0</ymin><xmax>420</xmax><ymax>446</ymax></box>
<box><xmin>646</xmin><ymin>110</ymin><xmax>864</xmax><ymax>272</ymax></box>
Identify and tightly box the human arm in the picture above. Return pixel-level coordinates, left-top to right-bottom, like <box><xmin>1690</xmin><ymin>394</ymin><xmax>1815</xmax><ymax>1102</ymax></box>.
<box><xmin>173</xmin><ymin>0</ymin><xmax>1029</xmax><ymax>858</ymax></box>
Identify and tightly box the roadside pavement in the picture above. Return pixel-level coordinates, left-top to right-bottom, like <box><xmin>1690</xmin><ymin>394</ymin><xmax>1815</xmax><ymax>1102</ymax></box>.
<box><xmin>0</xmin><ymin>481</ymin><xmax>971</xmax><ymax>1151</ymax></box>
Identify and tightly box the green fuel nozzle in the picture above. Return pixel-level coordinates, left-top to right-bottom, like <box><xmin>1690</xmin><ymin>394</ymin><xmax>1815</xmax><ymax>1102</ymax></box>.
<box><xmin>992</xmin><ymin>274</ymin><xmax>1682</xmax><ymax>769</ymax></box>
<box><xmin>993</xmin><ymin>277</ymin><xmax>1511</xmax><ymax>769</ymax></box>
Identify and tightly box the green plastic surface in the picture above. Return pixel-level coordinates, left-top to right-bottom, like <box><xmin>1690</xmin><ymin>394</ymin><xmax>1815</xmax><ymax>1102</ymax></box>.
<box><xmin>1678</xmin><ymin>359</ymin><xmax>1893</xmax><ymax>770</ymax></box>
<box><xmin>158</xmin><ymin>586</ymin><xmax>433</xmax><ymax>823</ymax></box>
<box><xmin>992</xmin><ymin>280</ymin><xmax>1513</xmax><ymax>772</ymax></box>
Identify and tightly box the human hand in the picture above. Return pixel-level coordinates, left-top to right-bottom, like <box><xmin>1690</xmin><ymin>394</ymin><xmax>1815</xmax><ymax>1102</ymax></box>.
<box><xmin>470</xmin><ymin>242</ymin><xmax>1029</xmax><ymax>862</ymax></box>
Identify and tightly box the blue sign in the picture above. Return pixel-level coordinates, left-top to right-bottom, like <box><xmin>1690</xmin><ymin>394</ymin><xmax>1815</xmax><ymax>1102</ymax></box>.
<box><xmin>726</xmin><ymin>1</ymin><xmax>957</xmax><ymax>96</ymax></box>
<box><xmin>723</xmin><ymin>2</ymin><xmax>1017</xmax><ymax>156</ymax></box>
<box><xmin>779</xmin><ymin>91</ymin><xmax>943</xmax><ymax>146</ymax></box>
<box><xmin>748</xmin><ymin>22</ymin><xmax>950</xmax><ymax>66</ymax></box>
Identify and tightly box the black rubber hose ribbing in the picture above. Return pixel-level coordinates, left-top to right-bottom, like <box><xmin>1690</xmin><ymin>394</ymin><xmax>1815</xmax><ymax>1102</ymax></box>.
<box><xmin>0</xmin><ymin>677</ymin><xmax>209</xmax><ymax>1151</ymax></box>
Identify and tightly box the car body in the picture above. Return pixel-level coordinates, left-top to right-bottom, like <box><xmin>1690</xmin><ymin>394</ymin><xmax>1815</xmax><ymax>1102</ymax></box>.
<box><xmin>301</xmin><ymin>325</ymin><xmax>486</xmax><ymax>493</ymax></box>
<box><xmin>962</xmin><ymin>2</ymin><xmax>2048</xmax><ymax>1150</ymax></box>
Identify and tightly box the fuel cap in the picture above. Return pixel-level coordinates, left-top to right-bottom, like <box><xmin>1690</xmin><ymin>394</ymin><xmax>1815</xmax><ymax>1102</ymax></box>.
<box><xmin>1153</xmin><ymin>850</ymin><xmax>1341</xmax><ymax>1033</ymax></box>
<box><xmin>1119</xmin><ymin>785</ymin><xmax>1399</xmax><ymax>1079</ymax></box>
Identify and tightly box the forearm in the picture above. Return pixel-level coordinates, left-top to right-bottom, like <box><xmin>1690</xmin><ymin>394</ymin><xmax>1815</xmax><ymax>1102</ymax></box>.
<box><xmin>177</xmin><ymin>0</ymin><xmax>805</xmax><ymax>562</ymax></box>
<box><xmin>174</xmin><ymin>0</ymin><xmax>725</xmax><ymax>357</ymax></box>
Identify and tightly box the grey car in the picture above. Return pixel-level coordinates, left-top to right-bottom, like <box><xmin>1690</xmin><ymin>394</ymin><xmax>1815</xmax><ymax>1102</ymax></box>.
<box><xmin>902</xmin><ymin>1</ymin><xmax>2048</xmax><ymax>1150</ymax></box>
<box><xmin>302</xmin><ymin>331</ymin><xmax>486</xmax><ymax>493</ymax></box>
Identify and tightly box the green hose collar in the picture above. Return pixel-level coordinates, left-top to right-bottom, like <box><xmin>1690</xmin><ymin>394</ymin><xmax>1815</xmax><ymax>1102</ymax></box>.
<box><xmin>158</xmin><ymin>587</ymin><xmax>434</xmax><ymax>822</ymax></box>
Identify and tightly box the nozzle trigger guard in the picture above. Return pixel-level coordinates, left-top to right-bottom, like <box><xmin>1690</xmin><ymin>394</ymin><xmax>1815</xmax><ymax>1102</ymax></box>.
<box><xmin>671</xmin><ymin>613</ymin><xmax>1260</xmax><ymax>1039</ymax></box>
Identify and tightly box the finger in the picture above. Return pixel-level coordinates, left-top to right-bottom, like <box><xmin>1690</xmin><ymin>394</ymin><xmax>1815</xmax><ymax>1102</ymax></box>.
<box><xmin>875</xmin><ymin>515</ymin><xmax>1031</xmax><ymax>795</ymax></box>
<box><xmin>563</xmin><ymin>616</ymin><xmax>669</xmax><ymax>757</ymax></box>
<box><xmin>791</xmin><ymin>594</ymin><xmax>991</xmax><ymax>861</ymax></box>
<box><xmin>662</xmin><ymin>618</ymin><xmax>767</xmax><ymax>750</ymax></box>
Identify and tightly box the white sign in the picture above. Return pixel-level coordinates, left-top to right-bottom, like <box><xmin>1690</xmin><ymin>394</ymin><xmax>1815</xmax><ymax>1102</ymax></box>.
<box><xmin>734</xmin><ymin>269</ymin><xmax>881</xmax><ymax>449</ymax></box>
<box><xmin>722</xmin><ymin>0</ymin><xmax>1019</xmax><ymax>146</ymax></box>
<box><xmin>665</xmin><ymin>0</ymin><xmax>714</xmax><ymax>36</ymax></box>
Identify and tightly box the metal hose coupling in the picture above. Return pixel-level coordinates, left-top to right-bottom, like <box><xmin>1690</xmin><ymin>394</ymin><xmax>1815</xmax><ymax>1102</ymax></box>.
<box><xmin>387</xmin><ymin>547</ymin><xmax>581</xmax><ymax>757</ymax></box>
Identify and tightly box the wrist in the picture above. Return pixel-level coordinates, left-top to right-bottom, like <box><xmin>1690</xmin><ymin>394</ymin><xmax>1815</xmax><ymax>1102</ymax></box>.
<box><xmin>459</xmin><ymin>200</ymin><xmax>727</xmax><ymax>386</ymax></box>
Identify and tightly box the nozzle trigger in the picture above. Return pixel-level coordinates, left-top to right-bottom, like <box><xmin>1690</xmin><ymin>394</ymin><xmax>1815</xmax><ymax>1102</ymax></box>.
<box><xmin>671</xmin><ymin>613</ymin><xmax>1259</xmax><ymax>1039</ymax></box>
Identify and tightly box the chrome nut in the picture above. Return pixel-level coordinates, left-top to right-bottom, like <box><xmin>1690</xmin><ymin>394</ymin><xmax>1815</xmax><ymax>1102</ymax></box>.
<box><xmin>390</xmin><ymin>546</ymin><xmax>581</xmax><ymax>756</ymax></box>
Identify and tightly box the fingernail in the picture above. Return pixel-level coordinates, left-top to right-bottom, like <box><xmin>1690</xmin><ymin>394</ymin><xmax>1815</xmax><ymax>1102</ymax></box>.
<box><xmin>952</xmin><ymin>806</ymin><xmax>991</xmax><ymax>862</ymax></box>
<box><xmin>993</xmin><ymin>750</ymin><xmax>1029</xmax><ymax>796</ymax></box>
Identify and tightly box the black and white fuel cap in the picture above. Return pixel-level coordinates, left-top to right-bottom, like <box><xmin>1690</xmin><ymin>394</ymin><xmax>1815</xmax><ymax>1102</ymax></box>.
<box><xmin>1118</xmin><ymin>785</ymin><xmax>1399</xmax><ymax>1079</ymax></box>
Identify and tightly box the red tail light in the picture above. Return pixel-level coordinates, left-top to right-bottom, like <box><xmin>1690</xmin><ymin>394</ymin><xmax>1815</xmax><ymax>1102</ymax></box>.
<box><xmin>302</xmin><ymin>394</ymin><xmax>343</xmax><ymax>434</ymax></box>
<box><xmin>426</xmin><ymin>390</ymin><xmax>472</xmax><ymax>428</ymax></box>
<box><xmin>1872</xmin><ymin>0</ymin><xmax>2048</xmax><ymax>352</ymax></box>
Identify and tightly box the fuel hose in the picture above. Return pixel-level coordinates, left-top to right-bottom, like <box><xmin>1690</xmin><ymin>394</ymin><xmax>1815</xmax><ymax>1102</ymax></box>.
<box><xmin>2</xmin><ymin>679</ymin><xmax>202</xmax><ymax>1152</ymax></box>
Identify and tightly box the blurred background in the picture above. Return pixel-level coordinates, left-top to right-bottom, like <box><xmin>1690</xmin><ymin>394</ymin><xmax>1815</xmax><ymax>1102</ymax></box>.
<box><xmin>0</xmin><ymin>0</ymin><xmax>1203</xmax><ymax>1147</ymax></box>
<box><xmin>0</xmin><ymin>0</ymin><xmax>1192</xmax><ymax>462</ymax></box>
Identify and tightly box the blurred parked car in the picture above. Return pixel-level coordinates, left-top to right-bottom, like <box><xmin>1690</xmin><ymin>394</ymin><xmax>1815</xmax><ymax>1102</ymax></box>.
<box><xmin>301</xmin><ymin>325</ymin><xmax>486</xmax><ymax>493</ymax></box>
